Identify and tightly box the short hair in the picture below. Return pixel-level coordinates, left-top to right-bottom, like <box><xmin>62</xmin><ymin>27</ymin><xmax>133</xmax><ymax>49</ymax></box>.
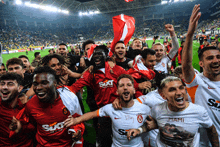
<box><xmin>0</xmin><ymin>73</ymin><xmax>23</xmax><ymax>86</ymax></box>
<box><xmin>132</xmin><ymin>38</ymin><xmax>141</xmax><ymax>42</ymax></box>
<box><xmin>33</xmin><ymin>66</ymin><xmax>57</xmax><ymax>81</ymax></box>
<box><xmin>174</xmin><ymin>66</ymin><xmax>182</xmax><ymax>77</ymax></box>
<box><xmin>34</xmin><ymin>52</ymin><xmax>40</xmax><ymax>58</ymax></box>
<box><xmin>160</xmin><ymin>76</ymin><xmax>182</xmax><ymax>90</ymax></box>
<box><xmin>141</xmin><ymin>49</ymin><xmax>156</xmax><ymax>60</ymax></box>
<box><xmin>198</xmin><ymin>46</ymin><xmax>220</xmax><ymax>61</ymax></box>
<box><xmin>6</xmin><ymin>58</ymin><xmax>24</xmax><ymax>69</ymax></box>
<box><xmin>1</xmin><ymin>63</ymin><xmax>5</xmax><ymax>67</ymax></box>
<box><xmin>40</xmin><ymin>54</ymin><xmax>65</xmax><ymax>66</ymax></box>
<box><xmin>115</xmin><ymin>41</ymin><xmax>125</xmax><ymax>46</ymax></box>
<box><xmin>18</xmin><ymin>55</ymin><xmax>29</xmax><ymax>61</ymax></box>
<box><xmin>59</xmin><ymin>43</ymin><xmax>68</xmax><ymax>48</ymax></box>
<box><xmin>94</xmin><ymin>45</ymin><xmax>109</xmax><ymax>57</ymax></box>
<box><xmin>117</xmin><ymin>74</ymin><xmax>134</xmax><ymax>88</ymax></box>
<box><xmin>152</xmin><ymin>42</ymin><xmax>165</xmax><ymax>50</ymax></box>
<box><xmin>82</xmin><ymin>40</ymin><xmax>95</xmax><ymax>50</ymax></box>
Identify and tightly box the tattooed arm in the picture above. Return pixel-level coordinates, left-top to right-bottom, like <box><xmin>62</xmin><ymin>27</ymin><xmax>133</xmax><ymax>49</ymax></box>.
<box><xmin>206</xmin><ymin>125</ymin><xmax>219</xmax><ymax>147</ymax></box>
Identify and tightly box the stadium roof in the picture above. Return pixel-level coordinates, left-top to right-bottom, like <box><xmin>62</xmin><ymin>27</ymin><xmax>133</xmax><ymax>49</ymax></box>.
<box><xmin>25</xmin><ymin>0</ymin><xmax>161</xmax><ymax>14</ymax></box>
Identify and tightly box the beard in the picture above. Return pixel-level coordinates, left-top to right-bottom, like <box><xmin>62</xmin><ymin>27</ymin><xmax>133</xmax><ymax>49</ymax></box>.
<box><xmin>1</xmin><ymin>90</ymin><xmax>19</xmax><ymax>104</ymax></box>
<box><xmin>120</xmin><ymin>94</ymin><xmax>134</xmax><ymax>103</ymax></box>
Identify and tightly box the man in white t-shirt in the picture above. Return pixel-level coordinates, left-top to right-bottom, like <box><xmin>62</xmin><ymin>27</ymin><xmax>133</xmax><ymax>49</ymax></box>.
<box><xmin>152</xmin><ymin>24</ymin><xmax>179</xmax><ymax>74</ymax></box>
<box><xmin>182</xmin><ymin>4</ymin><xmax>220</xmax><ymax>146</ymax></box>
<box><xmin>64</xmin><ymin>74</ymin><xmax>151</xmax><ymax>147</ymax></box>
<box><xmin>127</xmin><ymin>76</ymin><xmax>219</xmax><ymax>147</ymax></box>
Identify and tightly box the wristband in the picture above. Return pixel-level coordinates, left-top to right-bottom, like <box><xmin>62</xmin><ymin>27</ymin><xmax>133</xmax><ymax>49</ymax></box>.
<box><xmin>137</xmin><ymin>127</ymin><xmax>143</xmax><ymax>134</ymax></box>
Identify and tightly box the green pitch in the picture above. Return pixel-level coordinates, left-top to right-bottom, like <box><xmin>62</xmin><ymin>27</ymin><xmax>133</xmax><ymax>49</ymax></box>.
<box><xmin>1</xmin><ymin>40</ymin><xmax>201</xmax><ymax>146</ymax></box>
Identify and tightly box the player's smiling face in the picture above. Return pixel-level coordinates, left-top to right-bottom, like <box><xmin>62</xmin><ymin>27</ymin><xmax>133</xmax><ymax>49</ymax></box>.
<box><xmin>33</xmin><ymin>73</ymin><xmax>57</xmax><ymax>103</ymax></box>
<box><xmin>0</xmin><ymin>80</ymin><xmax>22</xmax><ymax>103</ymax></box>
<box><xmin>48</xmin><ymin>58</ymin><xmax>62</xmax><ymax>76</ymax></box>
<box><xmin>91</xmin><ymin>49</ymin><xmax>106</xmax><ymax>69</ymax></box>
<box><xmin>200</xmin><ymin>50</ymin><xmax>220</xmax><ymax>77</ymax></box>
<box><xmin>162</xmin><ymin>80</ymin><xmax>187</xmax><ymax>112</ymax></box>
<box><xmin>114</xmin><ymin>43</ymin><xmax>126</xmax><ymax>60</ymax></box>
<box><xmin>153</xmin><ymin>44</ymin><xmax>165</xmax><ymax>62</ymax></box>
<box><xmin>117</xmin><ymin>78</ymin><xmax>135</xmax><ymax>103</ymax></box>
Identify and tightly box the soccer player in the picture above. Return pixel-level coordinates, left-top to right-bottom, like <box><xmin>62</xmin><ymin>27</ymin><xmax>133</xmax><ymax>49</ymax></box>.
<box><xmin>64</xmin><ymin>74</ymin><xmax>151</xmax><ymax>147</ymax></box>
<box><xmin>127</xmin><ymin>76</ymin><xmax>219</xmax><ymax>147</ymax></box>
<box><xmin>152</xmin><ymin>24</ymin><xmax>179</xmax><ymax>74</ymax></box>
<box><xmin>182</xmin><ymin>4</ymin><xmax>220</xmax><ymax>146</ymax></box>
<box><xmin>126</xmin><ymin>38</ymin><xmax>143</xmax><ymax>59</ymax></box>
<box><xmin>18</xmin><ymin>55</ymin><xmax>35</xmax><ymax>73</ymax></box>
<box><xmin>113</xmin><ymin>41</ymin><xmax>132</xmax><ymax>71</ymax></box>
<box><xmin>9</xmin><ymin>66</ymin><xmax>85</xmax><ymax>147</ymax></box>
<box><xmin>0</xmin><ymin>73</ymin><xmax>33</xmax><ymax>146</ymax></box>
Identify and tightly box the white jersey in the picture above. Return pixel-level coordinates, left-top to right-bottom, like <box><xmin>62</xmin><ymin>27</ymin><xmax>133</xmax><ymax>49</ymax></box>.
<box><xmin>186</xmin><ymin>73</ymin><xmax>220</xmax><ymax>146</ymax></box>
<box><xmin>154</xmin><ymin>56</ymin><xmax>170</xmax><ymax>74</ymax></box>
<box><xmin>152</xmin><ymin>101</ymin><xmax>213</xmax><ymax>147</ymax></box>
<box><xmin>154</xmin><ymin>36</ymin><xmax>179</xmax><ymax>74</ymax></box>
<box><xmin>97</xmin><ymin>101</ymin><xmax>151</xmax><ymax>147</ymax></box>
<box><xmin>137</xmin><ymin>90</ymin><xmax>166</xmax><ymax>147</ymax></box>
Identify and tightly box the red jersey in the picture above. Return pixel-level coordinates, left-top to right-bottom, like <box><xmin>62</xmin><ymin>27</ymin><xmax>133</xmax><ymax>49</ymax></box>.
<box><xmin>177</xmin><ymin>46</ymin><xmax>183</xmax><ymax>64</ymax></box>
<box><xmin>18</xmin><ymin>86</ymin><xmax>84</xmax><ymax>147</ymax></box>
<box><xmin>0</xmin><ymin>99</ymin><xmax>33</xmax><ymax>147</ymax></box>
<box><xmin>71</xmin><ymin>62</ymin><xmax>142</xmax><ymax>108</ymax></box>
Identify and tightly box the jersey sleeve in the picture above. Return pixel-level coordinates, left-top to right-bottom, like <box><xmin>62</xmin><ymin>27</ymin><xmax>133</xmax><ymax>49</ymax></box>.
<box><xmin>68</xmin><ymin>113</ymin><xmax>85</xmax><ymax>136</ymax></box>
<box><xmin>199</xmin><ymin>107</ymin><xmax>213</xmax><ymax>128</ymax></box>
<box><xmin>70</xmin><ymin>71</ymin><xmax>91</xmax><ymax>93</ymax></box>
<box><xmin>185</xmin><ymin>74</ymin><xmax>199</xmax><ymax>88</ymax></box>
<box><xmin>167</xmin><ymin>36</ymin><xmax>179</xmax><ymax>60</ymax></box>
<box><xmin>97</xmin><ymin>105</ymin><xmax>110</xmax><ymax>117</ymax></box>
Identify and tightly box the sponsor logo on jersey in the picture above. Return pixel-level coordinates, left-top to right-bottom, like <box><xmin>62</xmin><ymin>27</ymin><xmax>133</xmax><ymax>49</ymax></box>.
<box><xmin>137</xmin><ymin>114</ymin><xmax>143</xmax><ymax>123</ymax></box>
<box><xmin>99</xmin><ymin>80</ymin><xmax>114</xmax><ymax>88</ymax></box>
<box><xmin>208</xmin><ymin>98</ymin><xmax>220</xmax><ymax>109</ymax></box>
<box><xmin>42</xmin><ymin>122</ymin><xmax>64</xmax><ymax>133</ymax></box>
<box><xmin>118</xmin><ymin>129</ymin><xmax>130</xmax><ymax>136</ymax></box>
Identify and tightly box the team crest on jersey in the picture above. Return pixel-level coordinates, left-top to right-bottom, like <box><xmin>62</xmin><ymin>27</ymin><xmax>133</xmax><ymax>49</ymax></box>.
<box><xmin>137</xmin><ymin>114</ymin><xmax>143</xmax><ymax>123</ymax></box>
<box><xmin>99</xmin><ymin>80</ymin><xmax>114</xmax><ymax>88</ymax></box>
<box><xmin>162</xmin><ymin>62</ymin><xmax>165</xmax><ymax>67</ymax></box>
<box><xmin>63</xmin><ymin>107</ymin><xmax>68</xmax><ymax>115</ymax></box>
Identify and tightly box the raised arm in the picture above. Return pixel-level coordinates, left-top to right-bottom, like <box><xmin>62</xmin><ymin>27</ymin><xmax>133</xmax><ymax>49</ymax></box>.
<box><xmin>182</xmin><ymin>4</ymin><xmax>201</xmax><ymax>83</ymax></box>
<box><xmin>166</xmin><ymin>24</ymin><xmax>180</xmax><ymax>59</ymax></box>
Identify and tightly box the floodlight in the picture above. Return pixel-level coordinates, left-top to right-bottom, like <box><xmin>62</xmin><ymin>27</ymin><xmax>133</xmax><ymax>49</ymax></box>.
<box><xmin>58</xmin><ymin>9</ymin><xmax>62</xmax><ymax>12</ymax></box>
<box><xmin>62</xmin><ymin>10</ymin><xmax>69</xmax><ymax>14</ymax></box>
<box><xmin>15</xmin><ymin>0</ymin><xmax>22</xmax><ymax>5</ymax></box>
<box><xmin>79</xmin><ymin>12</ymin><xmax>82</xmax><ymax>16</ymax></box>
<box><xmin>24</xmin><ymin>1</ymin><xmax>31</xmax><ymax>6</ymax></box>
<box><xmin>94</xmin><ymin>11</ymin><xmax>100</xmax><ymax>14</ymax></box>
<box><xmin>89</xmin><ymin>11</ymin><xmax>94</xmax><ymax>15</ymax></box>
<box><xmin>32</xmin><ymin>4</ymin><xmax>39</xmax><ymax>8</ymax></box>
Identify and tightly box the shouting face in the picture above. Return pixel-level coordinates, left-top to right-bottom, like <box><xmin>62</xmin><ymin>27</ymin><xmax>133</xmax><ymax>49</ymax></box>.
<box><xmin>162</xmin><ymin>80</ymin><xmax>187</xmax><ymax>112</ymax></box>
<box><xmin>33</xmin><ymin>73</ymin><xmax>57</xmax><ymax>103</ymax></box>
<box><xmin>0</xmin><ymin>80</ymin><xmax>22</xmax><ymax>103</ymax></box>
<box><xmin>117</xmin><ymin>78</ymin><xmax>135</xmax><ymax>103</ymax></box>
